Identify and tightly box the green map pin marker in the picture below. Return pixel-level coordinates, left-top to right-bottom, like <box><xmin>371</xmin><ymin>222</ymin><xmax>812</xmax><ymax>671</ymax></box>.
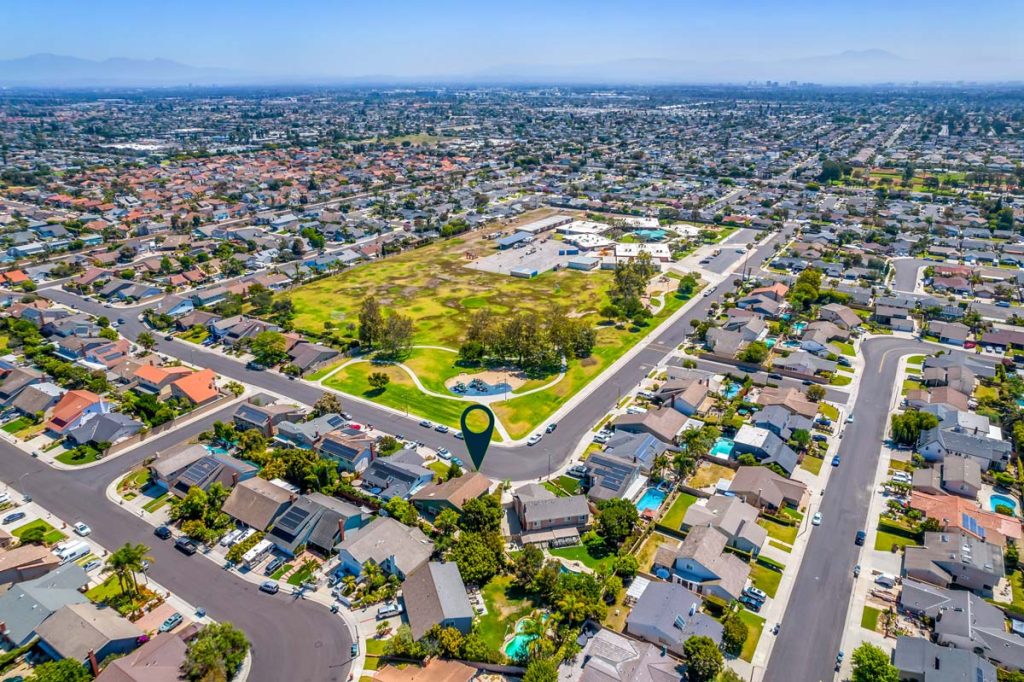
<box><xmin>460</xmin><ymin>404</ymin><xmax>495</xmax><ymax>470</ymax></box>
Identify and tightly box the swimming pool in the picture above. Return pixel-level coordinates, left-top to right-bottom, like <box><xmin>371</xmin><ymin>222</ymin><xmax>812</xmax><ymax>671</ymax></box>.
<box><xmin>765</xmin><ymin>337</ymin><xmax>777</xmax><ymax>348</ymax></box>
<box><xmin>990</xmin><ymin>493</ymin><xmax>1018</xmax><ymax>514</ymax></box>
<box><xmin>710</xmin><ymin>437</ymin><xmax>734</xmax><ymax>459</ymax></box>
<box><xmin>723</xmin><ymin>383</ymin><xmax>741</xmax><ymax>399</ymax></box>
<box><xmin>204</xmin><ymin>444</ymin><xmax>230</xmax><ymax>456</ymax></box>
<box><xmin>504</xmin><ymin>616</ymin><xmax>547</xmax><ymax>660</ymax></box>
<box><xmin>635</xmin><ymin>487</ymin><xmax>667</xmax><ymax>514</ymax></box>
<box><xmin>792</xmin><ymin>321</ymin><xmax>807</xmax><ymax>333</ymax></box>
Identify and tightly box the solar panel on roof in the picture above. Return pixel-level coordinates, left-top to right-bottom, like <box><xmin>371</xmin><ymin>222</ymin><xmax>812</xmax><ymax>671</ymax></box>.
<box><xmin>961</xmin><ymin>513</ymin><xmax>985</xmax><ymax>538</ymax></box>
<box><xmin>278</xmin><ymin>506</ymin><xmax>310</xmax><ymax>531</ymax></box>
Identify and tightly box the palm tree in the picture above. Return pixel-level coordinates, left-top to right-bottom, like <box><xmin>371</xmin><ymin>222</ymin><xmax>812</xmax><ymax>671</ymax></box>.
<box><xmin>104</xmin><ymin>542</ymin><xmax>153</xmax><ymax>598</ymax></box>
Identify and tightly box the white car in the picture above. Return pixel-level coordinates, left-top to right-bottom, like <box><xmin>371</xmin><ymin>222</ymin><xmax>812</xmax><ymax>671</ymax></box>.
<box><xmin>812</xmin><ymin>512</ymin><xmax>822</xmax><ymax>526</ymax></box>
<box><xmin>73</xmin><ymin>522</ymin><xmax>92</xmax><ymax>536</ymax></box>
<box><xmin>527</xmin><ymin>433</ymin><xmax>543</xmax><ymax>446</ymax></box>
<box><xmin>436</xmin><ymin>448</ymin><xmax>451</xmax><ymax>460</ymax></box>
<box><xmin>0</xmin><ymin>492</ymin><xmax>10</xmax><ymax>505</ymax></box>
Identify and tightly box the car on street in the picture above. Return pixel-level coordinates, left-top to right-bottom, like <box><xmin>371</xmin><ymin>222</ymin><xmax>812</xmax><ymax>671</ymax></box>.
<box><xmin>158</xmin><ymin>613</ymin><xmax>183</xmax><ymax>633</ymax></box>
<box><xmin>767</xmin><ymin>373</ymin><xmax>783</xmax><ymax>380</ymax></box>
<box><xmin>419</xmin><ymin>420</ymin><xmax>433</xmax><ymax>428</ymax></box>
<box><xmin>744</xmin><ymin>586</ymin><xmax>768</xmax><ymax>602</ymax></box>
<box><xmin>245</xmin><ymin>361</ymin><xmax>266</xmax><ymax>371</ymax></box>
<box><xmin>831</xmin><ymin>455</ymin><xmax>841</xmax><ymax>467</ymax></box>
<box><xmin>527</xmin><ymin>433</ymin><xmax>543</xmax><ymax>446</ymax></box>
<box><xmin>2</xmin><ymin>511</ymin><xmax>26</xmax><ymax>525</ymax></box>
<box><xmin>175</xmin><ymin>537</ymin><xmax>198</xmax><ymax>555</ymax></box>
<box><xmin>997</xmin><ymin>301</ymin><xmax>1011</xmax><ymax>308</ymax></box>
<box><xmin>351</xmin><ymin>642</ymin><xmax>359</xmax><ymax>658</ymax></box>
<box><xmin>453</xmin><ymin>431</ymin><xmax>464</xmax><ymax>440</ymax></box>
<box><xmin>546</xmin><ymin>423</ymin><xmax>557</xmax><ymax>433</ymax></box>
<box><xmin>154</xmin><ymin>525</ymin><xmax>172</xmax><ymax>540</ymax></box>
<box><xmin>163</xmin><ymin>334</ymin><xmax>174</xmax><ymax>341</ymax></box>
<box><xmin>855</xmin><ymin>530</ymin><xmax>866</xmax><ymax>546</ymax></box>
<box><xmin>835</xmin><ymin>651</ymin><xmax>844</xmax><ymax>671</ymax></box>
<box><xmin>812</xmin><ymin>511</ymin><xmax>823</xmax><ymax>526</ymax></box>
<box><xmin>434</xmin><ymin>424</ymin><xmax>449</xmax><ymax>433</ymax></box>
<box><xmin>259</xmin><ymin>580</ymin><xmax>280</xmax><ymax>595</ymax></box>
<box><xmin>451</xmin><ymin>457</ymin><xmax>464</xmax><ymax>467</ymax></box>
<box><xmin>846</xmin><ymin>413</ymin><xmax>855</xmax><ymax>424</ymax></box>
<box><xmin>853</xmin><ymin>564</ymin><xmax>861</xmax><ymax>577</ymax></box>
<box><xmin>340</xmin><ymin>413</ymin><xmax>352</xmax><ymax>421</ymax></box>
<box><xmin>73</xmin><ymin>521</ymin><xmax>91</xmax><ymax>536</ymax></box>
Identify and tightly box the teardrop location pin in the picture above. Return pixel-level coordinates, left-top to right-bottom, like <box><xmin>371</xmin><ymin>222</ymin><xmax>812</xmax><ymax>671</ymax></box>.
<box><xmin>460</xmin><ymin>404</ymin><xmax>495</xmax><ymax>470</ymax></box>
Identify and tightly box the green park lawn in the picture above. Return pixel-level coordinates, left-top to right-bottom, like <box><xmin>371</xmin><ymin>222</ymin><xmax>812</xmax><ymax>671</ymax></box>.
<box><xmin>287</xmin><ymin>227</ymin><xmax>693</xmax><ymax>439</ymax></box>
<box><xmin>659</xmin><ymin>492</ymin><xmax>698</xmax><ymax>530</ymax></box>
<box><xmin>12</xmin><ymin>519</ymin><xmax>66</xmax><ymax>544</ymax></box>
<box><xmin>476</xmin><ymin>576</ymin><xmax>537</xmax><ymax>651</ymax></box>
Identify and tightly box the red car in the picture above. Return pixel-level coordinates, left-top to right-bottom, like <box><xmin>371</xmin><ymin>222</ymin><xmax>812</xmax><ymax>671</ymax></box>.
<box><xmin>964</xmin><ymin>341</ymin><xmax>977</xmax><ymax>349</ymax></box>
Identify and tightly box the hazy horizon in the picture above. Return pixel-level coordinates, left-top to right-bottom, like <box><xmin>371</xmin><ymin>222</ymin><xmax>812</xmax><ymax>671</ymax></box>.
<box><xmin>3</xmin><ymin>0</ymin><xmax>1023</xmax><ymax>85</ymax></box>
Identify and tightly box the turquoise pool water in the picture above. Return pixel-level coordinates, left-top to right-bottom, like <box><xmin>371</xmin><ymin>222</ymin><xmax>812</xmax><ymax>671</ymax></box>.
<box><xmin>990</xmin><ymin>494</ymin><xmax>1018</xmax><ymax>514</ymax></box>
<box><xmin>204</xmin><ymin>444</ymin><xmax>230</xmax><ymax>456</ymax></box>
<box><xmin>792</xmin><ymin>321</ymin><xmax>807</xmax><ymax>333</ymax></box>
<box><xmin>765</xmin><ymin>337</ymin><xmax>777</xmax><ymax>348</ymax></box>
<box><xmin>635</xmin><ymin>487</ymin><xmax>667</xmax><ymax>514</ymax></box>
<box><xmin>723</xmin><ymin>383</ymin><xmax>741</xmax><ymax>399</ymax></box>
<box><xmin>504</xmin><ymin>616</ymin><xmax>547</xmax><ymax>660</ymax></box>
<box><xmin>710</xmin><ymin>437</ymin><xmax>734</xmax><ymax>459</ymax></box>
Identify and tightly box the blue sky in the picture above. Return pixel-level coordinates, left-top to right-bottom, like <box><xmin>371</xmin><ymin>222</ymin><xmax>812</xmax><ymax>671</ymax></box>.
<box><xmin>3</xmin><ymin>0</ymin><xmax>1021</xmax><ymax>80</ymax></box>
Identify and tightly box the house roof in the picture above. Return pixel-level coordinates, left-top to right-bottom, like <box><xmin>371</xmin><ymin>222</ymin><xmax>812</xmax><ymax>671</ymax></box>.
<box><xmin>0</xmin><ymin>564</ymin><xmax>89</xmax><ymax>646</ymax></box>
<box><xmin>36</xmin><ymin>602</ymin><xmax>143</xmax><ymax>662</ymax></box>
<box><xmin>626</xmin><ymin>580</ymin><xmax>724</xmax><ymax>648</ymax></box>
<box><xmin>337</xmin><ymin>517</ymin><xmax>433</xmax><ymax>576</ymax></box>
<box><xmin>892</xmin><ymin>636</ymin><xmax>996</xmax><ymax>682</ymax></box>
<box><xmin>402</xmin><ymin>562</ymin><xmax>474</xmax><ymax>640</ymax></box>
<box><xmin>222</xmin><ymin>477</ymin><xmax>295</xmax><ymax>530</ymax></box>
<box><xmin>171</xmin><ymin>368</ymin><xmax>218</xmax><ymax>403</ymax></box>
<box><xmin>410</xmin><ymin>472</ymin><xmax>491</xmax><ymax>511</ymax></box>
<box><xmin>910</xmin><ymin>491</ymin><xmax>1021</xmax><ymax>545</ymax></box>
<box><xmin>93</xmin><ymin>632</ymin><xmax>189</xmax><ymax>682</ymax></box>
<box><xmin>45</xmin><ymin>389</ymin><xmax>104</xmax><ymax>433</ymax></box>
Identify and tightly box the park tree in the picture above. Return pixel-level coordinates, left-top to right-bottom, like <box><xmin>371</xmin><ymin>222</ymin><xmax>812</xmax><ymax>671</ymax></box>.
<box><xmin>183</xmin><ymin>622</ymin><xmax>251</xmax><ymax>681</ymax></box>
<box><xmin>683</xmin><ymin>635</ymin><xmax>724</xmax><ymax>682</ymax></box>
<box><xmin>368</xmin><ymin>371</ymin><xmax>391</xmax><ymax>391</ymax></box>
<box><xmin>378</xmin><ymin>313</ymin><xmax>414</xmax><ymax>358</ymax></box>
<box><xmin>595</xmin><ymin>498</ymin><xmax>639</xmax><ymax>547</ymax></box>
<box><xmin>358</xmin><ymin>296</ymin><xmax>385</xmax><ymax>348</ymax></box>
<box><xmin>311</xmin><ymin>392</ymin><xmax>343</xmax><ymax>417</ymax></box>
<box><xmin>677</xmin><ymin>273</ymin><xmax>699</xmax><ymax>297</ymax></box>
<box><xmin>249</xmin><ymin>331</ymin><xmax>288</xmax><ymax>366</ymax></box>
<box><xmin>851</xmin><ymin>642</ymin><xmax>899</xmax><ymax>682</ymax></box>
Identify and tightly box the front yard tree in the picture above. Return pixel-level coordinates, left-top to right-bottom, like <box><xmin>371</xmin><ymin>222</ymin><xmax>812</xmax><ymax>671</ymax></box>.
<box><xmin>459</xmin><ymin>494</ymin><xmax>503</xmax><ymax>533</ymax></box>
<box><xmin>358</xmin><ymin>296</ymin><xmax>385</xmax><ymax>348</ymax></box>
<box><xmin>721</xmin><ymin>613</ymin><xmax>749</xmax><ymax>656</ymax></box>
<box><xmin>137</xmin><ymin>331</ymin><xmax>156</xmax><ymax>351</ymax></box>
<box><xmin>806</xmin><ymin>384</ymin><xmax>826</xmax><ymax>402</ymax></box>
<box><xmin>738</xmin><ymin>340</ymin><xmax>769</xmax><ymax>364</ymax></box>
<box><xmin>26</xmin><ymin>659</ymin><xmax>92</xmax><ymax>682</ymax></box>
<box><xmin>311</xmin><ymin>392</ymin><xmax>343</xmax><ymax>418</ymax></box>
<box><xmin>595</xmin><ymin>498</ymin><xmax>639</xmax><ymax>547</ymax></box>
<box><xmin>683</xmin><ymin>635</ymin><xmax>724</xmax><ymax>682</ymax></box>
<box><xmin>183</xmin><ymin>622</ymin><xmax>251</xmax><ymax>681</ymax></box>
<box><xmin>368</xmin><ymin>371</ymin><xmax>391</xmax><ymax>391</ymax></box>
<box><xmin>890</xmin><ymin>411</ymin><xmax>939</xmax><ymax>446</ymax></box>
<box><xmin>850</xmin><ymin>642</ymin><xmax>899</xmax><ymax>682</ymax></box>
<box><xmin>250</xmin><ymin>331</ymin><xmax>288</xmax><ymax>367</ymax></box>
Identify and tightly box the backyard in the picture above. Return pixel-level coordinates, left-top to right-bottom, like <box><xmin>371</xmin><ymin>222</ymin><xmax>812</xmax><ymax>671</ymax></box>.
<box><xmin>548</xmin><ymin>540</ymin><xmax>616</xmax><ymax>572</ymax></box>
<box><xmin>296</xmin><ymin>226</ymin><xmax>693</xmax><ymax>437</ymax></box>
<box><xmin>659</xmin><ymin>492</ymin><xmax>698</xmax><ymax>530</ymax></box>
<box><xmin>476</xmin><ymin>576</ymin><xmax>537</xmax><ymax>651</ymax></box>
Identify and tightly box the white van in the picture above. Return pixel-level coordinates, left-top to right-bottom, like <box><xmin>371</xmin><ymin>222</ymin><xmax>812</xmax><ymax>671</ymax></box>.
<box><xmin>55</xmin><ymin>541</ymin><xmax>91</xmax><ymax>565</ymax></box>
<box><xmin>219</xmin><ymin>528</ymin><xmax>245</xmax><ymax>547</ymax></box>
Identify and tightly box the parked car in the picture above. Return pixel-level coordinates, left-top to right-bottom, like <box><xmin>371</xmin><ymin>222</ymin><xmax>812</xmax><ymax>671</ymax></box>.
<box><xmin>340</xmin><ymin>412</ymin><xmax>353</xmax><ymax>421</ymax></box>
<box><xmin>812</xmin><ymin>434</ymin><xmax>828</xmax><ymax>443</ymax></box>
<box><xmin>451</xmin><ymin>457</ymin><xmax>464</xmax><ymax>467</ymax></box>
<box><xmin>546</xmin><ymin>423</ymin><xmax>558</xmax><ymax>433</ymax></box>
<box><xmin>835</xmin><ymin>651</ymin><xmax>844</xmax><ymax>671</ymax></box>
<box><xmin>376</xmin><ymin>602</ymin><xmax>403</xmax><ymax>619</ymax></box>
<box><xmin>158</xmin><ymin>613</ymin><xmax>183</xmax><ymax>633</ymax></box>
<box><xmin>351</xmin><ymin>642</ymin><xmax>359</xmax><ymax>658</ymax></box>
<box><xmin>831</xmin><ymin>455</ymin><xmax>841</xmax><ymax>467</ymax></box>
<box><xmin>419</xmin><ymin>420</ymin><xmax>433</xmax><ymax>428</ymax></box>
<box><xmin>246</xmin><ymin>361</ymin><xmax>266</xmax><ymax>371</ymax></box>
<box><xmin>846</xmin><ymin>413</ymin><xmax>855</xmax><ymax>424</ymax></box>
<box><xmin>853</xmin><ymin>564</ymin><xmax>861</xmax><ymax>577</ymax></box>
<box><xmin>812</xmin><ymin>512</ymin><xmax>823</xmax><ymax>526</ymax></box>
<box><xmin>744</xmin><ymin>586</ymin><xmax>767</xmax><ymax>602</ymax></box>
<box><xmin>175</xmin><ymin>537</ymin><xmax>198</xmax><ymax>555</ymax></box>
<box><xmin>264</xmin><ymin>557</ymin><xmax>286</xmax><ymax>576</ymax></box>
<box><xmin>154</xmin><ymin>525</ymin><xmax>172</xmax><ymax>540</ymax></box>
<box><xmin>259</xmin><ymin>580</ymin><xmax>280</xmax><ymax>595</ymax></box>
<box><xmin>436</xmin><ymin>447</ymin><xmax>451</xmax><ymax>460</ymax></box>
<box><xmin>82</xmin><ymin>559</ymin><xmax>102</xmax><ymax>573</ymax></box>
<box><xmin>527</xmin><ymin>433</ymin><xmax>543</xmax><ymax>446</ymax></box>
<box><xmin>2</xmin><ymin>511</ymin><xmax>26</xmax><ymax>525</ymax></box>
<box><xmin>855</xmin><ymin>531</ymin><xmax>866</xmax><ymax>546</ymax></box>
<box><xmin>434</xmin><ymin>424</ymin><xmax>449</xmax><ymax>433</ymax></box>
<box><xmin>767</xmin><ymin>373</ymin><xmax>783</xmax><ymax>380</ymax></box>
<box><xmin>567</xmin><ymin>465</ymin><xmax>588</xmax><ymax>477</ymax></box>
<box><xmin>219</xmin><ymin>528</ymin><xmax>244</xmax><ymax>547</ymax></box>
<box><xmin>739</xmin><ymin>595</ymin><xmax>762</xmax><ymax>612</ymax></box>
<box><xmin>453</xmin><ymin>431</ymin><xmax>464</xmax><ymax>440</ymax></box>
<box><xmin>0</xmin><ymin>492</ymin><xmax>9</xmax><ymax>505</ymax></box>
<box><xmin>72</xmin><ymin>522</ymin><xmax>91</xmax><ymax>536</ymax></box>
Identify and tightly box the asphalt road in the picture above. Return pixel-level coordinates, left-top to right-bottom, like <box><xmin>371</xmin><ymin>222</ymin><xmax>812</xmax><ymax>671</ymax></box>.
<box><xmin>0</xmin><ymin>403</ymin><xmax>355</xmax><ymax>682</ymax></box>
<box><xmin>891</xmin><ymin>257</ymin><xmax>930</xmax><ymax>293</ymax></box>
<box><xmin>762</xmin><ymin>336</ymin><xmax>928</xmax><ymax>682</ymax></box>
<box><xmin>24</xmin><ymin>224</ymin><xmax>796</xmax><ymax>677</ymax></box>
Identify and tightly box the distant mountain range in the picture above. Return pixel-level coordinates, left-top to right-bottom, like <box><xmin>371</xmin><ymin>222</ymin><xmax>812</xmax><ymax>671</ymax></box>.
<box><xmin>0</xmin><ymin>50</ymin><xmax>1018</xmax><ymax>88</ymax></box>
<box><xmin>0</xmin><ymin>53</ymin><xmax>241</xmax><ymax>87</ymax></box>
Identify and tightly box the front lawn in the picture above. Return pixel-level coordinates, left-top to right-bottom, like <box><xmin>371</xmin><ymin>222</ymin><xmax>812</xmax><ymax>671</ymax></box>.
<box><xmin>179</xmin><ymin>326</ymin><xmax>209</xmax><ymax>344</ymax></box>
<box><xmin>142</xmin><ymin>492</ymin><xmax>171</xmax><ymax>513</ymax></box>
<box><xmin>749</xmin><ymin>562</ymin><xmax>783</xmax><ymax>599</ymax></box>
<box><xmin>861</xmin><ymin>605</ymin><xmax>881</xmax><ymax>631</ymax></box>
<box><xmin>55</xmin><ymin>445</ymin><xmax>104</xmax><ymax>466</ymax></box>
<box><xmin>287</xmin><ymin>563</ymin><xmax>318</xmax><ymax>586</ymax></box>
<box><xmin>12</xmin><ymin>518</ymin><xmax>66</xmax><ymax>544</ymax></box>
<box><xmin>270</xmin><ymin>564</ymin><xmax>294</xmax><ymax>580</ymax></box>
<box><xmin>2</xmin><ymin>416</ymin><xmax>33</xmax><ymax>434</ymax></box>
<box><xmin>768</xmin><ymin>540</ymin><xmax>792</xmax><ymax>553</ymax></box>
<box><xmin>829</xmin><ymin>373</ymin><xmax>852</xmax><ymax>386</ymax></box>
<box><xmin>800</xmin><ymin>455</ymin><xmax>823</xmax><ymax>475</ymax></box>
<box><xmin>756</xmin><ymin>517</ymin><xmax>797</xmax><ymax>545</ymax></box>
<box><xmin>660</xmin><ymin>492</ymin><xmax>698</xmax><ymax>530</ymax></box>
<box><xmin>476</xmin><ymin>576</ymin><xmax>536</xmax><ymax>651</ymax></box>
<box><xmin>874</xmin><ymin>521</ymin><xmax>922</xmax><ymax>551</ymax></box>
<box><xmin>737</xmin><ymin>609</ymin><xmax>765</xmax><ymax>662</ymax></box>
<box><xmin>818</xmin><ymin>403</ymin><xmax>839</xmax><ymax>421</ymax></box>
<box><xmin>833</xmin><ymin>341</ymin><xmax>855</xmax><ymax>357</ymax></box>
<box><xmin>906</xmin><ymin>355</ymin><xmax>925</xmax><ymax>366</ymax></box>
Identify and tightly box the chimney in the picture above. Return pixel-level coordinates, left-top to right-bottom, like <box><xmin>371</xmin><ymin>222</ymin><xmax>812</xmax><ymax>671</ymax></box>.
<box><xmin>0</xmin><ymin>622</ymin><xmax>6</xmax><ymax>637</ymax></box>
<box><xmin>290</xmin><ymin>494</ymin><xmax>298</xmax><ymax>503</ymax></box>
<box><xmin>231</xmin><ymin>471</ymin><xmax>240</xmax><ymax>486</ymax></box>
<box><xmin>88</xmin><ymin>650</ymin><xmax>100</xmax><ymax>677</ymax></box>
<box><xmin>337</xmin><ymin>518</ymin><xmax>346</xmax><ymax>542</ymax></box>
